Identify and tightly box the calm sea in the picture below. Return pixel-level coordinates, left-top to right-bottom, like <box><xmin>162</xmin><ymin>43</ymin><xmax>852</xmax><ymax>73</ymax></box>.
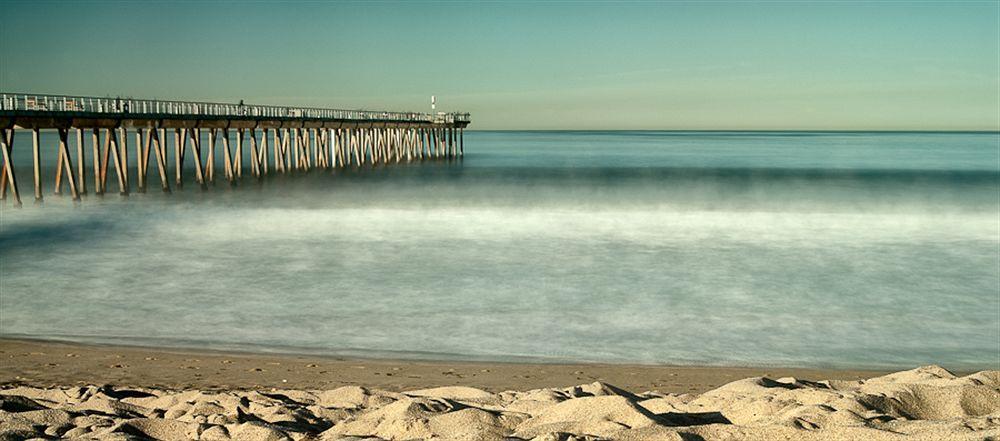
<box><xmin>1</xmin><ymin>131</ymin><xmax>997</xmax><ymax>370</ymax></box>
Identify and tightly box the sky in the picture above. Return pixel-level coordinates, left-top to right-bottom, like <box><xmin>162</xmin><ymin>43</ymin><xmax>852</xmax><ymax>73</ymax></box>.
<box><xmin>1</xmin><ymin>1</ymin><xmax>997</xmax><ymax>130</ymax></box>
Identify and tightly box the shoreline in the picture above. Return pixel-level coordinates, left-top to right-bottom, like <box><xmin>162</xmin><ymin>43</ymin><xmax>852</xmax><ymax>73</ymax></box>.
<box><xmin>1</xmin><ymin>337</ymin><xmax>899</xmax><ymax>393</ymax></box>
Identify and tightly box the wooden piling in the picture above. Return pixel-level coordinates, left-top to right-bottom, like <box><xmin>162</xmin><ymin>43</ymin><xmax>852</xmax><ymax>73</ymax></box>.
<box><xmin>32</xmin><ymin>128</ymin><xmax>41</xmax><ymax>201</ymax></box>
<box><xmin>222</xmin><ymin>128</ymin><xmax>233</xmax><ymax>182</ymax></box>
<box><xmin>207</xmin><ymin>129</ymin><xmax>216</xmax><ymax>184</ymax></box>
<box><xmin>108</xmin><ymin>128</ymin><xmax>127</xmax><ymax>195</ymax></box>
<box><xmin>136</xmin><ymin>129</ymin><xmax>145</xmax><ymax>192</ymax></box>
<box><xmin>120</xmin><ymin>127</ymin><xmax>129</xmax><ymax>191</ymax></box>
<box><xmin>1</xmin><ymin>129</ymin><xmax>21</xmax><ymax>206</ymax></box>
<box><xmin>151</xmin><ymin>128</ymin><xmax>170</xmax><ymax>192</ymax></box>
<box><xmin>260</xmin><ymin>128</ymin><xmax>269</xmax><ymax>175</ymax></box>
<box><xmin>57</xmin><ymin>128</ymin><xmax>80</xmax><ymax>200</ymax></box>
<box><xmin>138</xmin><ymin>128</ymin><xmax>151</xmax><ymax>192</ymax></box>
<box><xmin>189</xmin><ymin>128</ymin><xmax>206</xmax><ymax>188</ymax></box>
<box><xmin>235</xmin><ymin>128</ymin><xmax>243</xmax><ymax>178</ymax></box>
<box><xmin>55</xmin><ymin>134</ymin><xmax>65</xmax><ymax>195</ymax></box>
<box><xmin>92</xmin><ymin>129</ymin><xmax>101</xmax><ymax>194</ymax></box>
<box><xmin>249</xmin><ymin>128</ymin><xmax>260</xmax><ymax>178</ymax></box>
<box><xmin>174</xmin><ymin>128</ymin><xmax>184</xmax><ymax>187</ymax></box>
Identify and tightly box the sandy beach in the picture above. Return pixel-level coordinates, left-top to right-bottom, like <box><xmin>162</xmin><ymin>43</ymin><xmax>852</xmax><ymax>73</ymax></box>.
<box><xmin>0</xmin><ymin>339</ymin><xmax>894</xmax><ymax>394</ymax></box>
<box><xmin>2</xmin><ymin>338</ymin><xmax>997</xmax><ymax>440</ymax></box>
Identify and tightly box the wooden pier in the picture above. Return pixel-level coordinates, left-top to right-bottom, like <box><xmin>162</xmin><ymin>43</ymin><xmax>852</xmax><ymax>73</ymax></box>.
<box><xmin>0</xmin><ymin>93</ymin><xmax>470</xmax><ymax>206</ymax></box>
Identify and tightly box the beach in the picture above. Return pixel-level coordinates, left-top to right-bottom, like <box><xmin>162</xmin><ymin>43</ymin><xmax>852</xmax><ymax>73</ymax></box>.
<box><xmin>2</xmin><ymin>338</ymin><xmax>997</xmax><ymax>440</ymax></box>
<box><xmin>0</xmin><ymin>338</ymin><xmax>891</xmax><ymax>393</ymax></box>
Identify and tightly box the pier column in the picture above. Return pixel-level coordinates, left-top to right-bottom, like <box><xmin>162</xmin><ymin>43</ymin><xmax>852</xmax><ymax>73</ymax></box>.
<box><xmin>109</xmin><ymin>128</ymin><xmax>127</xmax><ymax>195</ymax></box>
<box><xmin>261</xmin><ymin>128</ymin><xmax>269</xmax><ymax>175</ymax></box>
<box><xmin>189</xmin><ymin>128</ymin><xmax>206</xmax><ymax>188</ymax></box>
<box><xmin>138</xmin><ymin>128</ymin><xmax>150</xmax><ymax>192</ymax></box>
<box><xmin>292</xmin><ymin>129</ymin><xmax>302</xmax><ymax>170</ymax></box>
<box><xmin>222</xmin><ymin>128</ymin><xmax>234</xmax><ymax>182</ymax></box>
<box><xmin>249</xmin><ymin>128</ymin><xmax>260</xmax><ymax>178</ymax></box>
<box><xmin>76</xmin><ymin>128</ymin><xmax>87</xmax><ymax>194</ymax></box>
<box><xmin>136</xmin><ymin>129</ymin><xmax>145</xmax><ymax>192</ymax></box>
<box><xmin>55</xmin><ymin>132</ymin><xmax>66</xmax><ymax>195</ymax></box>
<box><xmin>0</xmin><ymin>129</ymin><xmax>21</xmax><ymax>206</ymax></box>
<box><xmin>207</xmin><ymin>129</ymin><xmax>216</xmax><ymax>183</ymax></box>
<box><xmin>92</xmin><ymin>129</ymin><xmax>101</xmax><ymax>194</ymax></box>
<box><xmin>236</xmin><ymin>128</ymin><xmax>243</xmax><ymax>178</ymax></box>
<box><xmin>174</xmin><ymin>128</ymin><xmax>184</xmax><ymax>187</ymax></box>
<box><xmin>32</xmin><ymin>128</ymin><xmax>42</xmax><ymax>201</ymax></box>
<box><xmin>57</xmin><ymin>128</ymin><xmax>79</xmax><ymax>200</ymax></box>
<box><xmin>151</xmin><ymin>128</ymin><xmax>170</xmax><ymax>192</ymax></box>
<box><xmin>120</xmin><ymin>127</ymin><xmax>129</xmax><ymax>191</ymax></box>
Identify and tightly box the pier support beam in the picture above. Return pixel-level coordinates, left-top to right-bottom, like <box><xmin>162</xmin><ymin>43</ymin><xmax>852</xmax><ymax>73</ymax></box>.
<box><xmin>207</xmin><ymin>129</ymin><xmax>216</xmax><ymax>184</ymax></box>
<box><xmin>56</xmin><ymin>128</ymin><xmax>80</xmax><ymax>200</ymax></box>
<box><xmin>32</xmin><ymin>128</ymin><xmax>41</xmax><ymax>201</ymax></box>
<box><xmin>174</xmin><ymin>128</ymin><xmax>185</xmax><ymax>187</ymax></box>
<box><xmin>92</xmin><ymin>129</ymin><xmax>101</xmax><ymax>194</ymax></box>
<box><xmin>1</xmin><ymin>129</ymin><xmax>21</xmax><ymax>206</ymax></box>
<box><xmin>151</xmin><ymin>128</ymin><xmax>170</xmax><ymax>192</ymax></box>
<box><xmin>77</xmin><ymin>128</ymin><xmax>87</xmax><ymax>194</ymax></box>
<box><xmin>189</xmin><ymin>128</ymin><xmax>206</xmax><ymax>188</ymax></box>
<box><xmin>108</xmin><ymin>128</ymin><xmax>127</xmax><ymax>195</ymax></box>
<box><xmin>136</xmin><ymin>129</ymin><xmax>145</xmax><ymax>192</ymax></box>
<box><xmin>222</xmin><ymin>128</ymin><xmax>234</xmax><ymax>183</ymax></box>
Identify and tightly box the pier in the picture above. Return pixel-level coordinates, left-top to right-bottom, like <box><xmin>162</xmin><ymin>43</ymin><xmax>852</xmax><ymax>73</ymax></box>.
<box><xmin>0</xmin><ymin>93</ymin><xmax>471</xmax><ymax>206</ymax></box>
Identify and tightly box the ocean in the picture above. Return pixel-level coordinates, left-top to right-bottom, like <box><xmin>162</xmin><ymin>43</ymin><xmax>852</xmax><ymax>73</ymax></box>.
<box><xmin>1</xmin><ymin>130</ymin><xmax>997</xmax><ymax>370</ymax></box>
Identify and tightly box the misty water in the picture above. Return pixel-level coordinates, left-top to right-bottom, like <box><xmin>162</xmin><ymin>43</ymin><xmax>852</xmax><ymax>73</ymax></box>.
<box><xmin>1</xmin><ymin>131</ymin><xmax>997</xmax><ymax>370</ymax></box>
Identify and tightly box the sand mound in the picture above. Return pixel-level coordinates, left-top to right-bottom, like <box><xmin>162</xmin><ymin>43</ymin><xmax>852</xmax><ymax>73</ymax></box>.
<box><xmin>0</xmin><ymin>365</ymin><xmax>996</xmax><ymax>440</ymax></box>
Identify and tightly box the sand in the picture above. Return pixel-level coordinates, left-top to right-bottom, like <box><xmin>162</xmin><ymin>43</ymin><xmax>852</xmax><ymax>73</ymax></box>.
<box><xmin>1</xmin><ymin>339</ymin><xmax>997</xmax><ymax>440</ymax></box>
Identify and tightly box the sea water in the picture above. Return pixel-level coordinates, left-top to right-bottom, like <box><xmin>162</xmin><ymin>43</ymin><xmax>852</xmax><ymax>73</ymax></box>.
<box><xmin>1</xmin><ymin>131</ymin><xmax>997</xmax><ymax>370</ymax></box>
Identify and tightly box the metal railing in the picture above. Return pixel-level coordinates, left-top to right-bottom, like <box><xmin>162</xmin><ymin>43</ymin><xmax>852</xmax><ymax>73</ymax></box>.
<box><xmin>0</xmin><ymin>92</ymin><xmax>471</xmax><ymax>124</ymax></box>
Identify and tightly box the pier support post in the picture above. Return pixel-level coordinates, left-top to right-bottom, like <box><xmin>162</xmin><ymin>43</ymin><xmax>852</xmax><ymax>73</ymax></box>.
<box><xmin>99</xmin><ymin>129</ymin><xmax>110</xmax><ymax>194</ymax></box>
<box><xmin>136</xmin><ymin>129</ymin><xmax>145</xmax><ymax>192</ymax></box>
<box><xmin>108</xmin><ymin>128</ymin><xmax>127</xmax><ymax>195</ymax></box>
<box><xmin>236</xmin><ymin>128</ymin><xmax>243</xmax><ymax>178</ymax></box>
<box><xmin>1</xmin><ymin>129</ymin><xmax>21</xmax><ymax>206</ymax></box>
<box><xmin>120</xmin><ymin>127</ymin><xmax>129</xmax><ymax>191</ymax></box>
<box><xmin>174</xmin><ymin>128</ymin><xmax>185</xmax><ymax>187</ymax></box>
<box><xmin>32</xmin><ymin>128</ymin><xmax>42</xmax><ymax>201</ymax></box>
<box><xmin>138</xmin><ymin>128</ymin><xmax>151</xmax><ymax>192</ymax></box>
<box><xmin>55</xmin><ymin>132</ymin><xmax>65</xmax><ymax>195</ymax></box>
<box><xmin>292</xmin><ymin>128</ymin><xmax>300</xmax><ymax>171</ymax></box>
<box><xmin>222</xmin><ymin>128</ymin><xmax>234</xmax><ymax>183</ymax></box>
<box><xmin>57</xmin><ymin>128</ymin><xmax>80</xmax><ymax>200</ymax></box>
<box><xmin>260</xmin><ymin>129</ymin><xmax>269</xmax><ymax>176</ymax></box>
<box><xmin>92</xmin><ymin>129</ymin><xmax>101</xmax><ymax>194</ymax></box>
<box><xmin>151</xmin><ymin>128</ymin><xmax>170</xmax><ymax>192</ymax></box>
<box><xmin>77</xmin><ymin>128</ymin><xmax>87</xmax><ymax>194</ymax></box>
<box><xmin>189</xmin><ymin>128</ymin><xmax>206</xmax><ymax>188</ymax></box>
<box><xmin>207</xmin><ymin>129</ymin><xmax>216</xmax><ymax>184</ymax></box>
<box><xmin>249</xmin><ymin>128</ymin><xmax>261</xmax><ymax>178</ymax></box>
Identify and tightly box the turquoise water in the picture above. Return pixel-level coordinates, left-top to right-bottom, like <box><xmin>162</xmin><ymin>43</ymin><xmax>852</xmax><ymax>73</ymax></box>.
<box><xmin>1</xmin><ymin>131</ymin><xmax>998</xmax><ymax>370</ymax></box>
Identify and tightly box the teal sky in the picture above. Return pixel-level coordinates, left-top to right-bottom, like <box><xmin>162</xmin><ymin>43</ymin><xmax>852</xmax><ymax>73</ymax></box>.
<box><xmin>1</xmin><ymin>1</ymin><xmax>997</xmax><ymax>130</ymax></box>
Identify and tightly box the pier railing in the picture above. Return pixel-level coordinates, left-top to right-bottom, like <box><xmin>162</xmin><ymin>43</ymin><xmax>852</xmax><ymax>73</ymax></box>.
<box><xmin>0</xmin><ymin>93</ymin><xmax>471</xmax><ymax>124</ymax></box>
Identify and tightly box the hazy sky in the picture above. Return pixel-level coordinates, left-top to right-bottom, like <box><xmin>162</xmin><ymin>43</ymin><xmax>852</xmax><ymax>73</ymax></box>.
<box><xmin>2</xmin><ymin>1</ymin><xmax>997</xmax><ymax>130</ymax></box>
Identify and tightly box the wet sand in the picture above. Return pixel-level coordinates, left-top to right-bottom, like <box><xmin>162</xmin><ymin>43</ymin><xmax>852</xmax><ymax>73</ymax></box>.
<box><xmin>0</xmin><ymin>338</ymin><xmax>891</xmax><ymax>393</ymax></box>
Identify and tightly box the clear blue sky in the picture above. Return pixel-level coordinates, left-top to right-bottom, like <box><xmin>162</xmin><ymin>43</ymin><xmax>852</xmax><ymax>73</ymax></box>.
<box><xmin>2</xmin><ymin>1</ymin><xmax>997</xmax><ymax>130</ymax></box>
